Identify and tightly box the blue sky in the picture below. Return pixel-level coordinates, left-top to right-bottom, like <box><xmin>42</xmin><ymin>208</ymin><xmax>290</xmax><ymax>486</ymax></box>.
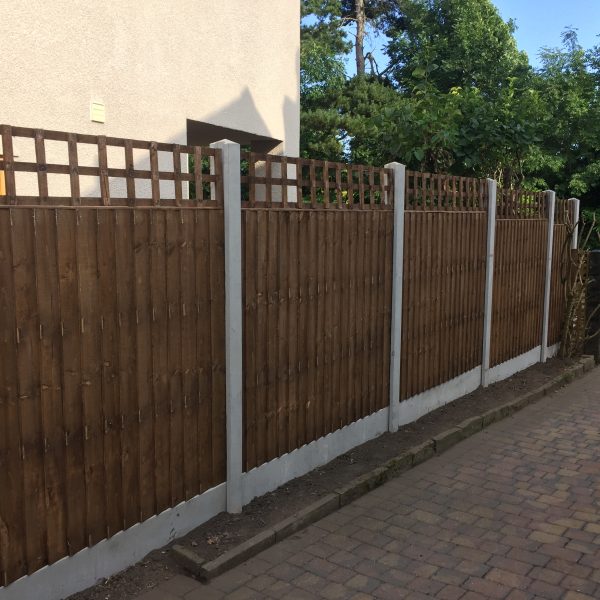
<box><xmin>495</xmin><ymin>0</ymin><xmax>600</xmax><ymax>66</ymax></box>
<box><xmin>342</xmin><ymin>0</ymin><xmax>600</xmax><ymax>74</ymax></box>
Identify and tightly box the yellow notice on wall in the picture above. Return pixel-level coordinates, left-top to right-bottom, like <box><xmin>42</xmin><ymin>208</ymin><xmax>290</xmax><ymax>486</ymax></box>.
<box><xmin>90</xmin><ymin>101</ymin><xmax>106</xmax><ymax>123</ymax></box>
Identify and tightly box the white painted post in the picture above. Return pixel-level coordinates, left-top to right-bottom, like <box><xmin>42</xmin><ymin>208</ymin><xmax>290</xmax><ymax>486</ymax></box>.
<box><xmin>568</xmin><ymin>197</ymin><xmax>580</xmax><ymax>250</ymax></box>
<box><xmin>481</xmin><ymin>178</ymin><xmax>497</xmax><ymax>387</ymax></box>
<box><xmin>541</xmin><ymin>190</ymin><xmax>556</xmax><ymax>363</ymax></box>
<box><xmin>210</xmin><ymin>139</ymin><xmax>243</xmax><ymax>513</ymax></box>
<box><xmin>385</xmin><ymin>162</ymin><xmax>405</xmax><ymax>432</ymax></box>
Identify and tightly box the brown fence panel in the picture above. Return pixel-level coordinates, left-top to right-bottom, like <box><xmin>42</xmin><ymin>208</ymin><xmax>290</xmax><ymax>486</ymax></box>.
<box><xmin>241</xmin><ymin>154</ymin><xmax>394</xmax><ymax>471</ymax></box>
<box><xmin>548</xmin><ymin>223</ymin><xmax>569</xmax><ymax>346</ymax></box>
<box><xmin>548</xmin><ymin>200</ymin><xmax>570</xmax><ymax>347</ymax></box>
<box><xmin>491</xmin><ymin>219</ymin><xmax>548</xmax><ymax>366</ymax></box>
<box><xmin>0</xmin><ymin>126</ymin><xmax>225</xmax><ymax>586</ymax></box>
<box><xmin>400</xmin><ymin>210</ymin><xmax>487</xmax><ymax>400</ymax></box>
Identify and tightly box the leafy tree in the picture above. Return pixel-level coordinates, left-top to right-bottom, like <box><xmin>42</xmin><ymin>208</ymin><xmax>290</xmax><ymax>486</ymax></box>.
<box><xmin>529</xmin><ymin>31</ymin><xmax>600</xmax><ymax>200</ymax></box>
<box><xmin>385</xmin><ymin>0</ymin><xmax>529</xmax><ymax>97</ymax></box>
<box><xmin>300</xmin><ymin>0</ymin><xmax>600</xmax><ymax>207</ymax></box>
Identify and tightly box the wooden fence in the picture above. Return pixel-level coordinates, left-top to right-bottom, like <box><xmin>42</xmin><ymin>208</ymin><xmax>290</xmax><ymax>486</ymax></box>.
<box><xmin>491</xmin><ymin>222</ymin><xmax>547</xmax><ymax>366</ymax></box>
<box><xmin>0</xmin><ymin>126</ymin><xmax>576</xmax><ymax>592</ymax></box>
<box><xmin>401</xmin><ymin>211</ymin><xmax>487</xmax><ymax>399</ymax></box>
<box><xmin>549</xmin><ymin>200</ymin><xmax>571</xmax><ymax>346</ymax></box>
<box><xmin>0</xmin><ymin>126</ymin><xmax>226</xmax><ymax>585</ymax></box>
<box><xmin>241</xmin><ymin>153</ymin><xmax>394</xmax><ymax>470</ymax></box>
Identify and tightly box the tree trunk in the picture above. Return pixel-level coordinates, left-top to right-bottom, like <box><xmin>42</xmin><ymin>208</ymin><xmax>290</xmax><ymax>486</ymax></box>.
<box><xmin>355</xmin><ymin>0</ymin><xmax>366</xmax><ymax>75</ymax></box>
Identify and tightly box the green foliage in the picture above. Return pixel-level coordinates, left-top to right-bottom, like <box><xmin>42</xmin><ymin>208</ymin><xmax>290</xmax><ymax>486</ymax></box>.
<box><xmin>300</xmin><ymin>1</ymin><xmax>600</xmax><ymax>207</ymax></box>
<box><xmin>581</xmin><ymin>208</ymin><xmax>600</xmax><ymax>250</ymax></box>
<box><xmin>528</xmin><ymin>32</ymin><xmax>600</xmax><ymax>200</ymax></box>
<box><xmin>385</xmin><ymin>0</ymin><xmax>528</xmax><ymax>98</ymax></box>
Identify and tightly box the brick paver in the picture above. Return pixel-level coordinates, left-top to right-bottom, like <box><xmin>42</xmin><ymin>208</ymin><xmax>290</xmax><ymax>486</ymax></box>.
<box><xmin>137</xmin><ymin>368</ymin><xmax>600</xmax><ymax>599</ymax></box>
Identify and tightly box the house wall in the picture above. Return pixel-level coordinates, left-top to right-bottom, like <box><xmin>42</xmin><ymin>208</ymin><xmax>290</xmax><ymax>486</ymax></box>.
<box><xmin>1</xmin><ymin>0</ymin><xmax>300</xmax><ymax>193</ymax></box>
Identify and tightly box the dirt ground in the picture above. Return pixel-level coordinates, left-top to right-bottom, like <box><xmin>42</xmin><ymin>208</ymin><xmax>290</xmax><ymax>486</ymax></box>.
<box><xmin>70</xmin><ymin>357</ymin><xmax>573</xmax><ymax>600</ymax></box>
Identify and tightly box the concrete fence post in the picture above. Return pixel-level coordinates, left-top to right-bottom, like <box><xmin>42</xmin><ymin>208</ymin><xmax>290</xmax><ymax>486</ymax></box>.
<box><xmin>210</xmin><ymin>139</ymin><xmax>243</xmax><ymax>513</ymax></box>
<box><xmin>481</xmin><ymin>179</ymin><xmax>497</xmax><ymax>387</ymax></box>
<box><xmin>385</xmin><ymin>162</ymin><xmax>405</xmax><ymax>432</ymax></box>
<box><xmin>541</xmin><ymin>190</ymin><xmax>556</xmax><ymax>363</ymax></box>
<box><xmin>568</xmin><ymin>197</ymin><xmax>580</xmax><ymax>250</ymax></box>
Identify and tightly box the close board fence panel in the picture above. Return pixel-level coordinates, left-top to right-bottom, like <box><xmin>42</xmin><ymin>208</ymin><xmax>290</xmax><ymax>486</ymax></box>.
<box><xmin>0</xmin><ymin>126</ymin><xmax>226</xmax><ymax>587</ymax></box>
<box><xmin>400</xmin><ymin>208</ymin><xmax>487</xmax><ymax>400</ymax></box>
<box><xmin>548</xmin><ymin>200</ymin><xmax>571</xmax><ymax>347</ymax></box>
<box><xmin>548</xmin><ymin>229</ymin><xmax>570</xmax><ymax>346</ymax></box>
<box><xmin>241</xmin><ymin>156</ymin><xmax>394</xmax><ymax>471</ymax></box>
<box><xmin>490</xmin><ymin>217</ymin><xmax>548</xmax><ymax>367</ymax></box>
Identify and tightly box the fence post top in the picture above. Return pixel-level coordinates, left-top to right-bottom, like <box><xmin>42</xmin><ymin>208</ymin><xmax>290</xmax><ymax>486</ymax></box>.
<box><xmin>209</xmin><ymin>139</ymin><xmax>240</xmax><ymax>149</ymax></box>
<box><xmin>384</xmin><ymin>161</ymin><xmax>406</xmax><ymax>172</ymax></box>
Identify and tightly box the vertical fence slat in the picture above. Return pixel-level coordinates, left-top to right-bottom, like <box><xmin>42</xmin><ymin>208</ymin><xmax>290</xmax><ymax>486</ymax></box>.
<box><xmin>149</xmin><ymin>142</ymin><xmax>160</xmax><ymax>206</ymax></box>
<box><xmin>114</xmin><ymin>209</ymin><xmax>140</xmax><ymax>528</ymax></box>
<box><xmin>77</xmin><ymin>209</ymin><xmax>106</xmax><ymax>546</ymax></box>
<box><xmin>308</xmin><ymin>212</ymin><xmax>319</xmax><ymax>438</ymax></box>
<box><xmin>68</xmin><ymin>134</ymin><xmax>81</xmax><ymax>205</ymax></box>
<box><xmin>123</xmin><ymin>140</ymin><xmax>135</xmax><ymax>206</ymax></box>
<box><xmin>193</xmin><ymin>147</ymin><xmax>203</xmax><ymax>202</ymax></box>
<box><xmin>266</xmin><ymin>210</ymin><xmax>279</xmax><ymax>459</ymax></box>
<box><xmin>34</xmin><ymin>130</ymin><xmax>48</xmax><ymax>201</ymax></box>
<box><xmin>133</xmin><ymin>210</ymin><xmax>155</xmax><ymax>522</ymax></box>
<box><xmin>0</xmin><ymin>208</ymin><xmax>27</xmax><ymax>582</ymax></box>
<box><xmin>166</xmin><ymin>210</ymin><xmax>184</xmax><ymax>506</ymax></box>
<box><xmin>180</xmin><ymin>210</ymin><xmax>198</xmax><ymax>499</ymax></box>
<box><xmin>173</xmin><ymin>145</ymin><xmax>183</xmax><ymax>206</ymax></box>
<box><xmin>149</xmin><ymin>210</ymin><xmax>169</xmax><ymax>513</ymax></box>
<box><xmin>195</xmin><ymin>210</ymin><xmax>214</xmax><ymax>487</ymax></box>
<box><xmin>1</xmin><ymin>126</ymin><xmax>17</xmax><ymax>203</ymax></box>
<box><xmin>34</xmin><ymin>208</ymin><xmax>68</xmax><ymax>564</ymax></box>
<box><xmin>208</xmin><ymin>207</ymin><xmax>227</xmax><ymax>488</ymax></box>
<box><xmin>277</xmin><ymin>212</ymin><xmax>289</xmax><ymax>453</ymax></box>
<box><xmin>287</xmin><ymin>210</ymin><xmax>299</xmax><ymax>450</ymax></box>
<box><xmin>98</xmin><ymin>137</ymin><xmax>110</xmax><ymax>206</ymax></box>
<box><xmin>96</xmin><ymin>209</ymin><xmax>122</xmax><ymax>538</ymax></box>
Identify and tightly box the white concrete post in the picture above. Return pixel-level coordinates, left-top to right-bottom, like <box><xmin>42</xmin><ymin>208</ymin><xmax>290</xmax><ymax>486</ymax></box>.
<box><xmin>541</xmin><ymin>190</ymin><xmax>556</xmax><ymax>363</ymax></box>
<box><xmin>210</xmin><ymin>139</ymin><xmax>243</xmax><ymax>513</ymax></box>
<box><xmin>386</xmin><ymin>162</ymin><xmax>405</xmax><ymax>432</ymax></box>
<box><xmin>568</xmin><ymin>197</ymin><xmax>580</xmax><ymax>250</ymax></box>
<box><xmin>481</xmin><ymin>179</ymin><xmax>497</xmax><ymax>387</ymax></box>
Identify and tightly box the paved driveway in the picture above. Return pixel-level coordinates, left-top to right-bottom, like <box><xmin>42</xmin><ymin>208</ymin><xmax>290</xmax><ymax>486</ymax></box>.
<box><xmin>140</xmin><ymin>367</ymin><xmax>600</xmax><ymax>600</ymax></box>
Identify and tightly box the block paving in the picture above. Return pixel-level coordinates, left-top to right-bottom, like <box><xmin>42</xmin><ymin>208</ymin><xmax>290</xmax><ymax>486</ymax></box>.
<box><xmin>136</xmin><ymin>368</ymin><xmax>600</xmax><ymax>599</ymax></box>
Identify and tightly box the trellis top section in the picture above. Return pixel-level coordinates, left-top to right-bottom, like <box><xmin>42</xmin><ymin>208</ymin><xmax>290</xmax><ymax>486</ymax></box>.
<box><xmin>0</xmin><ymin>125</ymin><xmax>567</xmax><ymax>220</ymax></box>
<box><xmin>0</xmin><ymin>124</ymin><xmax>223</xmax><ymax>207</ymax></box>
<box><xmin>240</xmin><ymin>151</ymin><xmax>395</xmax><ymax>210</ymax></box>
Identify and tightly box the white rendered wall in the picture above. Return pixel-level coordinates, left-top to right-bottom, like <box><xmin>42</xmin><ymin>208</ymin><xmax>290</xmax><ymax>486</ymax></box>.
<box><xmin>0</xmin><ymin>1</ymin><xmax>300</xmax><ymax>196</ymax></box>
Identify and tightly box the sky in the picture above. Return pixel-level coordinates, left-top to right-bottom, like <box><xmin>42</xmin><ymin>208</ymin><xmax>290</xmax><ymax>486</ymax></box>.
<box><xmin>342</xmin><ymin>0</ymin><xmax>600</xmax><ymax>74</ymax></box>
<box><xmin>494</xmin><ymin>0</ymin><xmax>600</xmax><ymax>66</ymax></box>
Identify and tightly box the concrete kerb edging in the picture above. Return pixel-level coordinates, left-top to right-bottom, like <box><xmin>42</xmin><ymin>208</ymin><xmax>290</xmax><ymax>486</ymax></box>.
<box><xmin>173</xmin><ymin>356</ymin><xmax>596</xmax><ymax>582</ymax></box>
